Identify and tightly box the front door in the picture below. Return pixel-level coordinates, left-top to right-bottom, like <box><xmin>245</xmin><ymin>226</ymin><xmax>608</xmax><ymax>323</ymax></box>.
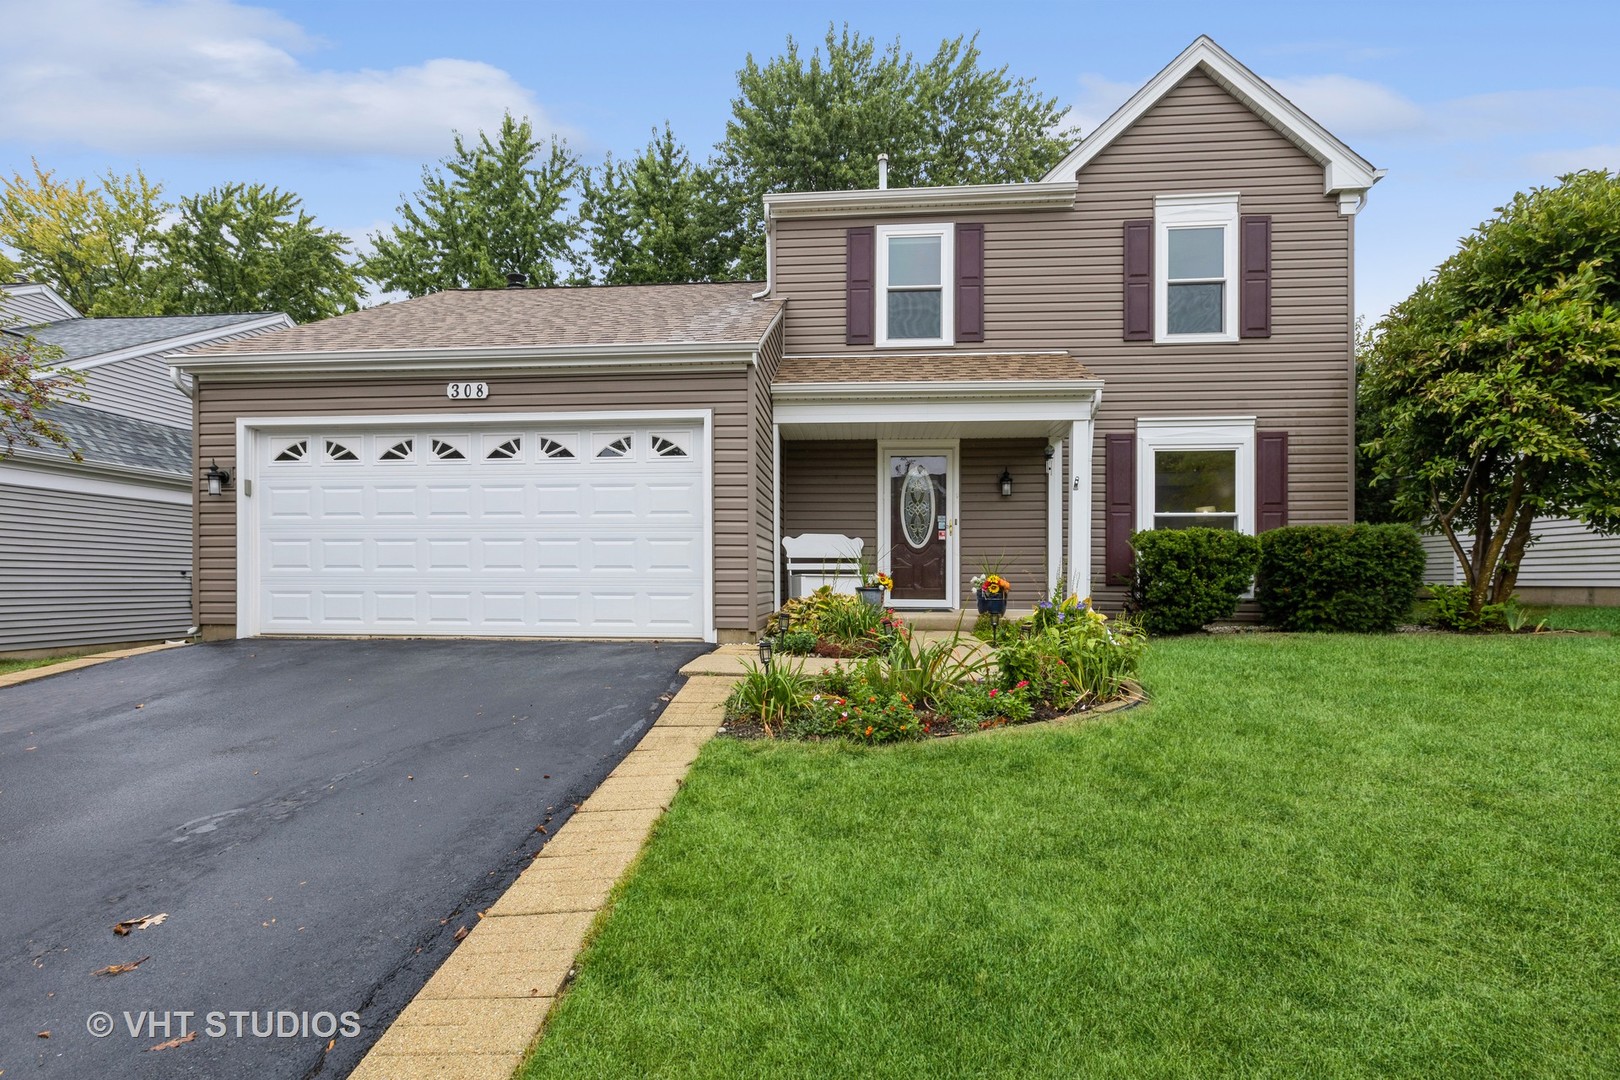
<box><xmin>886</xmin><ymin>452</ymin><xmax>950</xmax><ymax>604</ymax></box>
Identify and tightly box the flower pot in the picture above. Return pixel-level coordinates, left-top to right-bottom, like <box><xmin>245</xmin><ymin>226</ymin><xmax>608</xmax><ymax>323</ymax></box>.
<box><xmin>856</xmin><ymin>586</ymin><xmax>886</xmax><ymax>608</ymax></box>
<box><xmin>977</xmin><ymin>590</ymin><xmax>1008</xmax><ymax>616</ymax></box>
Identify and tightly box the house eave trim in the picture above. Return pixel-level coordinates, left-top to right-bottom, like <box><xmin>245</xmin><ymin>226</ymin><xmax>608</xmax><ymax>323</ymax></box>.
<box><xmin>773</xmin><ymin>378</ymin><xmax>1102</xmax><ymax>404</ymax></box>
<box><xmin>68</xmin><ymin>313</ymin><xmax>294</xmax><ymax>371</ymax></box>
<box><xmin>171</xmin><ymin>340</ymin><xmax>763</xmax><ymax>377</ymax></box>
<box><xmin>763</xmin><ymin>181</ymin><xmax>1077</xmax><ymax>221</ymax></box>
<box><xmin>1</xmin><ymin>447</ymin><xmax>190</xmax><ymax>487</ymax></box>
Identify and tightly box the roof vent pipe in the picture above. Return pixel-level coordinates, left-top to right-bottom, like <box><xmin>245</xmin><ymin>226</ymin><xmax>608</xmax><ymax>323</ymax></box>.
<box><xmin>877</xmin><ymin>153</ymin><xmax>888</xmax><ymax>190</ymax></box>
<box><xmin>505</xmin><ymin>272</ymin><xmax>526</xmax><ymax>289</ymax></box>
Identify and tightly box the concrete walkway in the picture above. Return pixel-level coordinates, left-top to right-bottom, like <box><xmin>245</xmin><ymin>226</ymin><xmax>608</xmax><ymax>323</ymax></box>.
<box><xmin>348</xmin><ymin>649</ymin><xmax>742</xmax><ymax>1080</ymax></box>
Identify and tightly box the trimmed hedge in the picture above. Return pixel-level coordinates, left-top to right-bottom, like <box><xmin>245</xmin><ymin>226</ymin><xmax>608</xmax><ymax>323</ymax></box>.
<box><xmin>1129</xmin><ymin>527</ymin><xmax>1261</xmax><ymax>635</ymax></box>
<box><xmin>1256</xmin><ymin>524</ymin><xmax>1425</xmax><ymax>632</ymax></box>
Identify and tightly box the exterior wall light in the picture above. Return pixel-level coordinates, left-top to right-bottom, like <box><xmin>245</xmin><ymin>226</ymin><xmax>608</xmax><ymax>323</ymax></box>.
<box><xmin>999</xmin><ymin>467</ymin><xmax>1014</xmax><ymax>498</ymax></box>
<box><xmin>758</xmin><ymin>636</ymin><xmax>774</xmax><ymax>671</ymax></box>
<box><xmin>206</xmin><ymin>459</ymin><xmax>233</xmax><ymax>496</ymax></box>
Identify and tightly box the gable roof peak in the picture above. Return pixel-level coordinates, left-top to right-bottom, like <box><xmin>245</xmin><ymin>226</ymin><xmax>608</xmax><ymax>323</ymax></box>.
<box><xmin>1042</xmin><ymin>35</ymin><xmax>1383</xmax><ymax>207</ymax></box>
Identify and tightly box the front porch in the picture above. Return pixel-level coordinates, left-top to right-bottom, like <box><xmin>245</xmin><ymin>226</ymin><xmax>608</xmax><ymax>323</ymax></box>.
<box><xmin>770</xmin><ymin>353</ymin><xmax>1101</xmax><ymax>616</ymax></box>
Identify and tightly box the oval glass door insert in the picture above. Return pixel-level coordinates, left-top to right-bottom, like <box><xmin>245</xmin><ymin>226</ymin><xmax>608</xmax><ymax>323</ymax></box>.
<box><xmin>900</xmin><ymin>462</ymin><xmax>935</xmax><ymax>549</ymax></box>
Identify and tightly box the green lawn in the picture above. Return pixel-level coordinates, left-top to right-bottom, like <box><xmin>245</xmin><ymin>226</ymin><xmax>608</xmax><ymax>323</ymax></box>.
<box><xmin>0</xmin><ymin>654</ymin><xmax>81</xmax><ymax>677</ymax></box>
<box><xmin>522</xmin><ymin>632</ymin><xmax>1620</xmax><ymax>1079</ymax></box>
<box><xmin>1531</xmin><ymin>605</ymin><xmax>1620</xmax><ymax>634</ymax></box>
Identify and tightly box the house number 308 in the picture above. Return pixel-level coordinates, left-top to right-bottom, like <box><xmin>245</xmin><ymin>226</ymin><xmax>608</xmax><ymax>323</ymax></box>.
<box><xmin>445</xmin><ymin>381</ymin><xmax>490</xmax><ymax>400</ymax></box>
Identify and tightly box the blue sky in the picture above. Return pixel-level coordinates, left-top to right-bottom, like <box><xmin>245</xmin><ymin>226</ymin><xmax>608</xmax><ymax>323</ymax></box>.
<box><xmin>4</xmin><ymin>0</ymin><xmax>1618</xmax><ymax>321</ymax></box>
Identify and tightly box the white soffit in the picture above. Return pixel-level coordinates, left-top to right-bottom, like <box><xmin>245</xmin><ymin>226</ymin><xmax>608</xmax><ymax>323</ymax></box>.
<box><xmin>1042</xmin><ymin>35</ymin><xmax>1383</xmax><ymax>199</ymax></box>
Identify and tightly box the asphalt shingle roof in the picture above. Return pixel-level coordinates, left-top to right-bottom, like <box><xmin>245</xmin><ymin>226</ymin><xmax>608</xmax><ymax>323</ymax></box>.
<box><xmin>182</xmin><ymin>283</ymin><xmax>780</xmax><ymax>355</ymax></box>
<box><xmin>774</xmin><ymin>353</ymin><xmax>1097</xmax><ymax>383</ymax></box>
<box><xmin>6</xmin><ymin>397</ymin><xmax>191</xmax><ymax>476</ymax></box>
<box><xmin>4</xmin><ymin>313</ymin><xmax>278</xmax><ymax>362</ymax></box>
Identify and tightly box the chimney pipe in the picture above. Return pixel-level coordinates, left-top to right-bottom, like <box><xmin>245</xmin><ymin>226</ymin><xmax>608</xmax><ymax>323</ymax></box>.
<box><xmin>505</xmin><ymin>272</ymin><xmax>526</xmax><ymax>289</ymax></box>
<box><xmin>877</xmin><ymin>153</ymin><xmax>889</xmax><ymax>191</ymax></box>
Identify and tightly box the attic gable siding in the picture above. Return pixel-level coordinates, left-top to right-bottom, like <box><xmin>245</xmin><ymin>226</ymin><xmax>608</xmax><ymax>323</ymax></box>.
<box><xmin>84</xmin><ymin>323</ymin><xmax>289</xmax><ymax>428</ymax></box>
<box><xmin>767</xmin><ymin>69</ymin><xmax>1353</xmax><ymax>611</ymax></box>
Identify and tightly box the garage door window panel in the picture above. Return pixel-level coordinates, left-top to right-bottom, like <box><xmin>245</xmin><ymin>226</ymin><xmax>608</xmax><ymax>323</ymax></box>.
<box><xmin>272</xmin><ymin>439</ymin><xmax>309</xmax><ymax>464</ymax></box>
<box><xmin>537</xmin><ymin>436</ymin><xmax>576</xmax><ymax>459</ymax></box>
<box><xmin>377</xmin><ymin>438</ymin><xmax>414</xmax><ymax>462</ymax></box>
<box><xmin>595</xmin><ymin>434</ymin><xmax>634</xmax><ymax>459</ymax></box>
<box><xmin>430</xmin><ymin>437</ymin><xmax>468</xmax><ymax>461</ymax></box>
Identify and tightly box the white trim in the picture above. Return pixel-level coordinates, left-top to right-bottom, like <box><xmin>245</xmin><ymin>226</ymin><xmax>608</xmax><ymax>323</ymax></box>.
<box><xmin>1040</xmin><ymin>36</ymin><xmax>1381</xmax><ymax>202</ymax></box>
<box><xmin>172</xmin><ymin>339</ymin><xmax>764</xmax><ymax>377</ymax></box>
<box><xmin>775</xmin><ymin>398</ymin><xmax>1093</xmax><ymax>430</ymax></box>
<box><xmin>233</xmin><ymin>408</ymin><xmax>716</xmax><ymax>643</ymax></box>
<box><xmin>876</xmin><ymin>440</ymin><xmax>960</xmax><ymax>610</ymax></box>
<box><xmin>1155</xmin><ymin>193</ymin><xmax>1240</xmax><ymax>344</ymax></box>
<box><xmin>773</xmin><ymin>377</ymin><xmax>1099</xmax><ymax>404</ymax></box>
<box><xmin>875</xmin><ymin>222</ymin><xmax>955</xmax><ymax>349</ymax></box>
<box><xmin>1135</xmin><ymin>416</ymin><xmax>1257</xmax><ymax>535</ymax></box>
<box><xmin>68</xmin><ymin>314</ymin><xmax>293</xmax><ymax>372</ymax></box>
<box><xmin>763</xmin><ymin>180</ymin><xmax>1076</xmax><ymax>221</ymax></box>
<box><xmin>772</xmin><ymin>423</ymin><xmax>783</xmax><ymax>612</ymax></box>
<box><xmin>1046</xmin><ymin>437</ymin><xmax>1063</xmax><ymax>596</ymax></box>
<box><xmin>1068</xmin><ymin>420</ymin><xmax>1093</xmax><ymax>600</ymax></box>
<box><xmin>0</xmin><ymin>446</ymin><xmax>190</xmax><ymax>489</ymax></box>
<box><xmin>0</xmin><ymin>457</ymin><xmax>191</xmax><ymax>504</ymax></box>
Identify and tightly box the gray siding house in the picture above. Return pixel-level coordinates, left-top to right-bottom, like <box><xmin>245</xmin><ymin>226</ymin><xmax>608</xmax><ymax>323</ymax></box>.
<box><xmin>1</xmin><ymin>281</ymin><xmax>291</xmax><ymax>655</ymax></box>
<box><xmin>172</xmin><ymin>37</ymin><xmax>1379</xmax><ymax>643</ymax></box>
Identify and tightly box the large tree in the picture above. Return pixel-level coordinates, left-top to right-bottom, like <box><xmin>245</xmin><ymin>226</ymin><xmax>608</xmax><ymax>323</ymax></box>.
<box><xmin>0</xmin><ymin>162</ymin><xmax>168</xmax><ymax>316</ymax></box>
<box><xmin>363</xmin><ymin>114</ymin><xmax>582</xmax><ymax>295</ymax></box>
<box><xmin>162</xmin><ymin>183</ymin><xmax>362</xmax><ymax>323</ymax></box>
<box><xmin>0</xmin><ymin>330</ymin><xmax>86</xmax><ymax>460</ymax></box>
<box><xmin>1360</xmin><ymin>170</ymin><xmax>1620</xmax><ymax>614</ymax></box>
<box><xmin>578</xmin><ymin>124</ymin><xmax>733</xmax><ymax>284</ymax></box>
<box><xmin>716</xmin><ymin>26</ymin><xmax>1077</xmax><ymax>278</ymax></box>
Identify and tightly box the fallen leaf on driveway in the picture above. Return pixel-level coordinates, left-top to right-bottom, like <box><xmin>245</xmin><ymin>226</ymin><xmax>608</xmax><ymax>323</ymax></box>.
<box><xmin>93</xmin><ymin>956</ymin><xmax>150</xmax><ymax>976</ymax></box>
<box><xmin>452</xmin><ymin>925</ymin><xmax>469</xmax><ymax>942</ymax></box>
<box><xmin>148</xmin><ymin>1031</ymin><xmax>196</xmax><ymax>1052</ymax></box>
<box><xmin>37</xmin><ymin>1030</ymin><xmax>50</xmax><ymax>1038</ymax></box>
<box><xmin>325</xmin><ymin>1038</ymin><xmax>335</xmax><ymax>1053</ymax></box>
<box><xmin>113</xmin><ymin>913</ymin><xmax>167</xmax><ymax>936</ymax></box>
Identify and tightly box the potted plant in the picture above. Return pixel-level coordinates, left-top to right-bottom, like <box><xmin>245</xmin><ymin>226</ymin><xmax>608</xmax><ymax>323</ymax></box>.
<box><xmin>972</xmin><ymin>571</ymin><xmax>1011</xmax><ymax>616</ymax></box>
<box><xmin>857</xmin><ymin>570</ymin><xmax>893</xmax><ymax>608</ymax></box>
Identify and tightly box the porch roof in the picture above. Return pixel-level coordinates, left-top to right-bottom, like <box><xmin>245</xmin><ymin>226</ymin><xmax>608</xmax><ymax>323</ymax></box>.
<box><xmin>774</xmin><ymin>352</ymin><xmax>1096</xmax><ymax>386</ymax></box>
<box><xmin>772</xmin><ymin>352</ymin><xmax>1101</xmax><ymax>441</ymax></box>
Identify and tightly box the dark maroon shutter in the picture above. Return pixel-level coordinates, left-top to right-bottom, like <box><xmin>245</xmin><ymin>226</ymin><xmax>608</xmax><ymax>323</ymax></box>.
<box><xmin>1123</xmin><ymin>220</ymin><xmax>1153</xmax><ymax>341</ymax></box>
<box><xmin>1240</xmin><ymin>215</ymin><xmax>1272</xmax><ymax>339</ymax></box>
<box><xmin>846</xmin><ymin>226</ymin><xmax>875</xmax><ymax>346</ymax></box>
<box><xmin>1256</xmin><ymin>430</ymin><xmax>1288</xmax><ymax>531</ymax></box>
<box><xmin>955</xmin><ymin>222</ymin><xmax>984</xmax><ymax>342</ymax></box>
<box><xmin>1105</xmin><ymin>433</ymin><xmax>1137</xmax><ymax>585</ymax></box>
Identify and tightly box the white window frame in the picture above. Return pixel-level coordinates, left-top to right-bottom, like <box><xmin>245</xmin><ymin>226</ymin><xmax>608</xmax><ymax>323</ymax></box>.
<box><xmin>875</xmin><ymin>221</ymin><xmax>955</xmax><ymax>348</ymax></box>
<box><xmin>1136</xmin><ymin>417</ymin><xmax>1256</xmax><ymax>535</ymax></box>
<box><xmin>1154</xmin><ymin>193</ymin><xmax>1239</xmax><ymax>344</ymax></box>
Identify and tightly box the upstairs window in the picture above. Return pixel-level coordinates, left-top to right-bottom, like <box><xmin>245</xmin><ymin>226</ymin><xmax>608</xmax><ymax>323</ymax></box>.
<box><xmin>876</xmin><ymin>223</ymin><xmax>954</xmax><ymax>347</ymax></box>
<box><xmin>1155</xmin><ymin>193</ymin><xmax>1238</xmax><ymax>343</ymax></box>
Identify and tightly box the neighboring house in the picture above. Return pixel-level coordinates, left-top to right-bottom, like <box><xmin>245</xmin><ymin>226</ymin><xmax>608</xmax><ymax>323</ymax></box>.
<box><xmin>0</xmin><ymin>280</ymin><xmax>291</xmax><ymax>655</ymax></box>
<box><xmin>171</xmin><ymin>36</ymin><xmax>1379</xmax><ymax>644</ymax></box>
<box><xmin>1421</xmin><ymin>523</ymin><xmax>1620</xmax><ymax>606</ymax></box>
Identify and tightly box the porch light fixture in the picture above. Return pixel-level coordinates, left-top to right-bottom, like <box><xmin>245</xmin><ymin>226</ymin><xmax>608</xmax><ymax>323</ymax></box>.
<box><xmin>206</xmin><ymin>459</ymin><xmax>232</xmax><ymax>496</ymax></box>
<box><xmin>777</xmin><ymin>611</ymin><xmax>791</xmax><ymax>635</ymax></box>
<box><xmin>998</xmin><ymin>467</ymin><xmax>1014</xmax><ymax>498</ymax></box>
<box><xmin>1044</xmin><ymin>444</ymin><xmax>1056</xmax><ymax>474</ymax></box>
<box><xmin>758</xmin><ymin>636</ymin><xmax>774</xmax><ymax>671</ymax></box>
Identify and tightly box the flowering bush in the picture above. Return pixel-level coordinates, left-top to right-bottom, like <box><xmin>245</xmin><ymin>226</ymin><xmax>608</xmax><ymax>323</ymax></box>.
<box><xmin>940</xmin><ymin>680</ymin><xmax>1035</xmax><ymax>733</ymax></box>
<box><xmin>995</xmin><ymin>599</ymin><xmax>1146</xmax><ymax>710</ymax></box>
<box><xmin>798</xmin><ymin>678</ymin><xmax>923</xmax><ymax>743</ymax></box>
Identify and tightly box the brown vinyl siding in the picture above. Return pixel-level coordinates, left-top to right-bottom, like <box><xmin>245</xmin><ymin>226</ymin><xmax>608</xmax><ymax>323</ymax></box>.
<box><xmin>958</xmin><ymin>439</ymin><xmax>1049</xmax><ymax>602</ymax></box>
<box><xmin>750</xmin><ymin>319</ymin><xmax>783</xmax><ymax>622</ymax></box>
<box><xmin>770</xmin><ymin>69</ymin><xmax>1355</xmax><ymax>611</ymax></box>
<box><xmin>779</xmin><ymin>440</ymin><xmax>877</xmax><ymax>590</ymax></box>
<box><xmin>193</xmin><ymin>369</ymin><xmax>756</xmax><ymax>634</ymax></box>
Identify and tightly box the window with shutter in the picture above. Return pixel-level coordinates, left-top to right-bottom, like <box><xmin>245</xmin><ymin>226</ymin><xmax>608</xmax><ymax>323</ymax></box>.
<box><xmin>1153</xmin><ymin>193</ymin><xmax>1240</xmax><ymax>343</ymax></box>
<box><xmin>874</xmin><ymin>222</ymin><xmax>955</xmax><ymax>347</ymax></box>
<box><xmin>1134</xmin><ymin>418</ymin><xmax>1257</xmax><ymax>535</ymax></box>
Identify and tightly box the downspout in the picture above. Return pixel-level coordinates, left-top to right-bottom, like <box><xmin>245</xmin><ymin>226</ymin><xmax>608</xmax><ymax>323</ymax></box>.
<box><xmin>751</xmin><ymin>207</ymin><xmax>775</xmax><ymax>300</ymax></box>
<box><xmin>170</xmin><ymin>366</ymin><xmax>194</xmax><ymax>399</ymax></box>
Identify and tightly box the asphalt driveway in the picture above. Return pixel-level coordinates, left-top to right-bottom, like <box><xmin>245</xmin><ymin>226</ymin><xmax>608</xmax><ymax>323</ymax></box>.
<box><xmin>0</xmin><ymin>637</ymin><xmax>709</xmax><ymax>1079</ymax></box>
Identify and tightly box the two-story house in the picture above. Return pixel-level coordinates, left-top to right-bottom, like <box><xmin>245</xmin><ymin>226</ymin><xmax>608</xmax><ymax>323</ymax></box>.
<box><xmin>171</xmin><ymin>36</ymin><xmax>1379</xmax><ymax>644</ymax></box>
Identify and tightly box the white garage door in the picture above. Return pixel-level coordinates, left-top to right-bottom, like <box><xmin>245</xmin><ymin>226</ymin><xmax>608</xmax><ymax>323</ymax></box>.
<box><xmin>248</xmin><ymin>422</ymin><xmax>707</xmax><ymax>638</ymax></box>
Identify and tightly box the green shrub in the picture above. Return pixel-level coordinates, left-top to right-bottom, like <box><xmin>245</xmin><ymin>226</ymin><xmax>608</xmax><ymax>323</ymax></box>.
<box><xmin>775</xmin><ymin>629</ymin><xmax>819</xmax><ymax>655</ymax></box>
<box><xmin>1129</xmin><ymin>528</ymin><xmax>1260</xmax><ymax>635</ymax></box>
<box><xmin>799</xmin><ymin>674</ymin><xmax>924</xmax><ymax>742</ymax></box>
<box><xmin>940</xmin><ymin>682</ymin><xmax>1035</xmax><ymax>733</ymax></box>
<box><xmin>1424</xmin><ymin>584</ymin><xmax>1510</xmax><ymax>632</ymax></box>
<box><xmin>724</xmin><ymin>660</ymin><xmax>813</xmax><ymax>735</ymax></box>
<box><xmin>852</xmin><ymin>628</ymin><xmax>988</xmax><ymax>711</ymax></box>
<box><xmin>994</xmin><ymin>602</ymin><xmax>1146</xmax><ymax>709</ymax></box>
<box><xmin>1255</xmin><ymin>524</ymin><xmax>1426</xmax><ymax>631</ymax></box>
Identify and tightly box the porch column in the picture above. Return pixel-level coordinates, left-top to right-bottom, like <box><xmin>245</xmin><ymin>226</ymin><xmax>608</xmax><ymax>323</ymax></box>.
<box><xmin>1046</xmin><ymin>436</ymin><xmax>1063</xmax><ymax>596</ymax></box>
<box><xmin>771</xmin><ymin>423</ymin><xmax>782</xmax><ymax>610</ymax></box>
<box><xmin>1069</xmin><ymin>418</ymin><xmax>1094</xmax><ymax>600</ymax></box>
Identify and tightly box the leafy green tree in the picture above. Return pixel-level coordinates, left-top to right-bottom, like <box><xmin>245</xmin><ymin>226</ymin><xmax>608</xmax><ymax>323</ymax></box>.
<box><xmin>0</xmin><ymin>330</ymin><xmax>86</xmax><ymax>460</ymax></box>
<box><xmin>0</xmin><ymin>161</ymin><xmax>168</xmax><ymax>316</ymax></box>
<box><xmin>162</xmin><ymin>183</ymin><xmax>361</xmax><ymax>323</ymax></box>
<box><xmin>579</xmin><ymin>124</ymin><xmax>733</xmax><ymax>284</ymax></box>
<box><xmin>363</xmin><ymin>114</ymin><xmax>582</xmax><ymax>294</ymax></box>
<box><xmin>1361</xmin><ymin>170</ymin><xmax>1620</xmax><ymax>615</ymax></box>
<box><xmin>716</xmin><ymin>26</ymin><xmax>1077</xmax><ymax>277</ymax></box>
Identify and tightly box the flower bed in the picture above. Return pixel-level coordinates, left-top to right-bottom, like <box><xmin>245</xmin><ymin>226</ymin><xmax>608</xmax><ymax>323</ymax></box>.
<box><xmin>727</xmin><ymin>598</ymin><xmax>1147</xmax><ymax>744</ymax></box>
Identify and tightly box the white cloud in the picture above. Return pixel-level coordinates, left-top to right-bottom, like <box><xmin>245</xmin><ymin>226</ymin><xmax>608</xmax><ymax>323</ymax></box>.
<box><xmin>1069</xmin><ymin>74</ymin><xmax>1140</xmax><ymax>136</ymax></box>
<box><xmin>1266</xmin><ymin>74</ymin><xmax>1429</xmax><ymax>139</ymax></box>
<box><xmin>0</xmin><ymin>0</ymin><xmax>567</xmax><ymax>157</ymax></box>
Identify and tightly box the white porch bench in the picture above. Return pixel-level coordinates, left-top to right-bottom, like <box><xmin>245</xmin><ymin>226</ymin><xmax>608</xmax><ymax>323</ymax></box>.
<box><xmin>782</xmin><ymin>533</ymin><xmax>865</xmax><ymax>598</ymax></box>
